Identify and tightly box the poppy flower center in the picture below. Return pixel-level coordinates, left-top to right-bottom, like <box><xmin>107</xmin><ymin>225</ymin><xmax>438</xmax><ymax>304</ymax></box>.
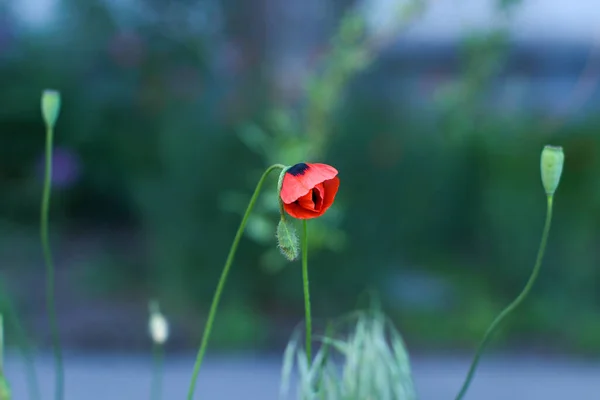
<box><xmin>295</xmin><ymin>183</ymin><xmax>325</xmax><ymax>212</ymax></box>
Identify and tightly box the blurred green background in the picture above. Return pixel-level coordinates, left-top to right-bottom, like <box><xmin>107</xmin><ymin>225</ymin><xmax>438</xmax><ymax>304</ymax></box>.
<box><xmin>1</xmin><ymin>0</ymin><xmax>600</xmax><ymax>356</ymax></box>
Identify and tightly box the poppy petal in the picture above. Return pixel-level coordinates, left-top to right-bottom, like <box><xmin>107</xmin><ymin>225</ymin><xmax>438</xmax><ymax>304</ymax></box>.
<box><xmin>280</xmin><ymin>163</ymin><xmax>338</xmax><ymax>204</ymax></box>
<box><xmin>320</xmin><ymin>177</ymin><xmax>340</xmax><ymax>211</ymax></box>
<box><xmin>283</xmin><ymin>201</ymin><xmax>321</xmax><ymax>219</ymax></box>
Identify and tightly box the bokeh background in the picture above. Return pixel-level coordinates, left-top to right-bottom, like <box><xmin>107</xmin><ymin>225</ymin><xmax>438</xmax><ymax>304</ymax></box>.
<box><xmin>2</xmin><ymin>0</ymin><xmax>600</xmax><ymax>398</ymax></box>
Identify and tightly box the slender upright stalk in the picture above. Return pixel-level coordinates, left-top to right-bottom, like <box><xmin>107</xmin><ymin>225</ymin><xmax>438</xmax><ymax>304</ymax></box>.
<box><xmin>151</xmin><ymin>341</ymin><xmax>163</xmax><ymax>400</ymax></box>
<box><xmin>454</xmin><ymin>195</ymin><xmax>554</xmax><ymax>400</ymax></box>
<box><xmin>187</xmin><ymin>164</ymin><xmax>285</xmax><ymax>400</ymax></box>
<box><xmin>41</xmin><ymin>125</ymin><xmax>64</xmax><ymax>400</ymax></box>
<box><xmin>12</xmin><ymin>317</ymin><xmax>41</xmax><ymax>400</ymax></box>
<box><xmin>301</xmin><ymin>220</ymin><xmax>312</xmax><ymax>362</ymax></box>
<box><xmin>0</xmin><ymin>315</ymin><xmax>4</xmax><ymax>370</ymax></box>
<box><xmin>0</xmin><ymin>314</ymin><xmax>10</xmax><ymax>400</ymax></box>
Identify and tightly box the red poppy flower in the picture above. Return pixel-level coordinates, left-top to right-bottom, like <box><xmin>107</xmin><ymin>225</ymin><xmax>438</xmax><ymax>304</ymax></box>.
<box><xmin>280</xmin><ymin>163</ymin><xmax>340</xmax><ymax>219</ymax></box>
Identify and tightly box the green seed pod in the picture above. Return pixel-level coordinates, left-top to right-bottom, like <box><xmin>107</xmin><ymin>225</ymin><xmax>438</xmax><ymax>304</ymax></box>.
<box><xmin>540</xmin><ymin>145</ymin><xmax>564</xmax><ymax>196</ymax></box>
<box><xmin>41</xmin><ymin>89</ymin><xmax>61</xmax><ymax>128</ymax></box>
<box><xmin>276</xmin><ymin>217</ymin><xmax>299</xmax><ymax>261</ymax></box>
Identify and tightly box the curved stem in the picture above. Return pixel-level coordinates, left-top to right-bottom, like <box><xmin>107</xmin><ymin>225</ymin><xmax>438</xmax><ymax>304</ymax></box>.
<box><xmin>151</xmin><ymin>342</ymin><xmax>163</xmax><ymax>400</ymax></box>
<box><xmin>301</xmin><ymin>220</ymin><xmax>312</xmax><ymax>362</ymax></box>
<box><xmin>41</xmin><ymin>126</ymin><xmax>64</xmax><ymax>400</ymax></box>
<box><xmin>186</xmin><ymin>163</ymin><xmax>285</xmax><ymax>400</ymax></box>
<box><xmin>454</xmin><ymin>195</ymin><xmax>554</xmax><ymax>400</ymax></box>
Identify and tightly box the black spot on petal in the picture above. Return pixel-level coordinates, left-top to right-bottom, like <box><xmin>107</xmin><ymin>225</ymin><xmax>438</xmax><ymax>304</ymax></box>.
<box><xmin>287</xmin><ymin>163</ymin><xmax>309</xmax><ymax>176</ymax></box>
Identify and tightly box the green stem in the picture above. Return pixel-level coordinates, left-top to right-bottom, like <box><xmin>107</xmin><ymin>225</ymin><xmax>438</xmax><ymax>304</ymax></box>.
<box><xmin>0</xmin><ymin>278</ymin><xmax>41</xmax><ymax>400</ymax></box>
<box><xmin>186</xmin><ymin>163</ymin><xmax>285</xmax><ymax>400</ymax></box>
<box><xmin>301</xmin><ymin>220</ymin><xmax>312</xmax><ymax>362</ymax></box>
<box><xmin>0</xmin><ymin>315</ymin><xmax>4</xmax><ymax>372</ymax></box>
<box><xmin>13</xmin><ymin>321</ymin><xmax>41</xmax><ymax>400</ymax></box>
<box><xmin>454</xmin><ymin>195</ymin><xmax>554</xmax><ymax>400</ymax></box>
<box><xmin>151</xmin><ymin>342</ymin><xmax>163</xmax><ymax>400</ymax></box>
<box><xmin>41</xmin><ymin>126</ymin><xmax>63</xmax><ymax>400</ymax></box>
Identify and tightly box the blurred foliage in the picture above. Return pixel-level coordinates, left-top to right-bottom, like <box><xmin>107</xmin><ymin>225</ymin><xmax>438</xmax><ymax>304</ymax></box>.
<box><xmin>2</xmin><ymin>0</ymin><xmax>600</xmax><ymax>353</ymax></box>
<box><xmin>280</xmin><ymin>308</ymin><xmax>416</xmax><ymax>400</ymax></box>
<box><xmin>230</xmin><ymin>0</ymin><xmax>425</xmax><ymax>275</ymax></box>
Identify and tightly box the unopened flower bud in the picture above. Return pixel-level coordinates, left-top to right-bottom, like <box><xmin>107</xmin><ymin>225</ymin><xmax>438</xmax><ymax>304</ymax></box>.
<box><xmin>148</xmin><ymin>301</ymin><xmax>169</xmax><ymax>345</ymax></box>
<box><xmin>540</xmin><ymin>145</ymin><xmax>564</xmax><ymax>196</ymax></box>
<box><xmin>276</xmin><ymin>217</ymin><xmax>300</xmax><ymax>261</ymax></box>
<box><xmin>41</xmin><ymin>89</ymin><xmax>61</xmax><ymax>128</ymax></box>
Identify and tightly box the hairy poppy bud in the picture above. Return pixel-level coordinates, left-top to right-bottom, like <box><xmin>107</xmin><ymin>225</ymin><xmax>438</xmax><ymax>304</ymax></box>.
<box><xmin>276</xmin><ymin>217</ymin><xmax>300</xmax><ymax>261</ymax></box>
<box><xmin>41</xmin><ymin>89</ymin><xmax>61</xmax><ymax>128</ymax></box>
<box><xmin>540</xmin><ymin>145</ymin><xmax>564</xmax><ymax>196</ymax></box>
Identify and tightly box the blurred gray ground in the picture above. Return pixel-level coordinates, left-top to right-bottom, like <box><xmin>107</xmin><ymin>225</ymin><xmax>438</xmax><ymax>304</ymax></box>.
<box><xmin>3</xmin><ymin>353</ymin><xmax>600</xmax><ymax>399</ymax></box>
